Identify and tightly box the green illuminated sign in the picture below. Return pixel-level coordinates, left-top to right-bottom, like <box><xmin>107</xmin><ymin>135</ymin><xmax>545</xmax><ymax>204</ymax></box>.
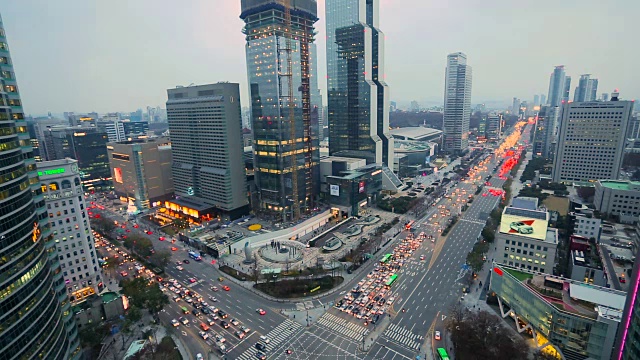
<box><xmin>37</xmin><ymin>168</ymin><xmax>66</xmax><ymax>176</ymax></box>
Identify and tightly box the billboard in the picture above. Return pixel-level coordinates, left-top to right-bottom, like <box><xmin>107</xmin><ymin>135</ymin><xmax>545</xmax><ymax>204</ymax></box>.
<box><xmin>359</xmin><ymin>180</ymin><xmax>365</xmax><ymax>193</ymax></box>
<box><xmin>330</xmin><ymin>184</ymin><xmax>339</xmax><ymax>196</ymax></box>
<box><xmin>499</xmin><ymin>213</ymin><xmax>548</xmax><ymax>241</ymax></box>
<box><xmin>113</xmin><ymin>167</ymin><xmax>123</xmax><ymax>184</ymax></box>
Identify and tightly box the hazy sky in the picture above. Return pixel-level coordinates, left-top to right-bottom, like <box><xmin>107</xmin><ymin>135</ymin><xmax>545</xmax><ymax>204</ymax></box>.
<box><xmin>1</xmin><ymin>0</ymin><xmax>637</xmax><ymax>115</ymax></box>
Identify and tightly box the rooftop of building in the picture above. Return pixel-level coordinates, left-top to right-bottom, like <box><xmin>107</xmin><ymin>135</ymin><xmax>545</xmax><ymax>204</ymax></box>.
<box><xmin>393</xmin><ymin>139</ymin><xmax>435</xmax><ymax>152</ymax></box>
<box><xmin>598</xmin><ymin>180</ymin><xmax>640</xmax><ymax>191</ymax></box>
<box><xmin>511</xmin><ymin>196</ymin><xmax>539</xmax><ymax>210</ymax></box>
<box><xmin>320</xmin><ymin>156</ymin><xmax>368</xmax><ymax>164</ymax></box>
<box><xmin>166</xmin><ymin>197</ymin><xmax>214</xmax><ymax>212</ymax></box>
<box><xmin>108</xmin><ymin>137</ymin><xmax>170</xmax><ymax>146</ymax></box>
<box><xmin>388</xmin><ymin>126</ymin><xmax>442</xmax><ymax>141</ymax></box>
<box><xmin>498</xmin><ymin>265</ymin><xmax>625</xmax><ymax>322</ymax></box>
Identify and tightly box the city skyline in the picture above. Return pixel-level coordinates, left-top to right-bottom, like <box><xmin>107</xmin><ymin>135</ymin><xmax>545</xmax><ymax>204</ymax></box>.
<box><xmin>0</xmin><ymin>0</ymin><xmax>638</xmax><ymax>114</ymax></box>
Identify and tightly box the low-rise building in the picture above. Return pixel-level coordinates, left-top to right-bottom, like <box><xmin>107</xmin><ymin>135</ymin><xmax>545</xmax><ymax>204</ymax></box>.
<box><xmin>568</xmin><ymin>235</ymin><xmax>606</xmax><ymax>286</ymax></box>
<box><xmin>495</xmin><ymin>206</ymin><xmax>557</xmax><ymax>274</ymax></box>
<box><xmin>572</xmin><ymin>212</ymin><xmax>602</xmax><ymax>242</ymax></box>
<box><xmin>320</xmin><ymin>158</ymin><xmax>383</xmax><ymax>217</ymax></box>
<box><xmin>594</xmin><ymin>180</ymin><xmax>640</xmax><ymax>221</ymax></box>
<box><xmin>107</xmin><ymin>137</ymin><xmax>174</xmax><ymax>209</ymax></box>
<box><xmin>490</xmin><ymin>264</ymin><xmax>625</xmax><ymax>360</ymax></box>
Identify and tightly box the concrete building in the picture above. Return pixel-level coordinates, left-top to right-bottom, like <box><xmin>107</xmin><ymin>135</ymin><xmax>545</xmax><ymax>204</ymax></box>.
<box><xmin>490</xmin><ymin>264</ymin><xmax>625</xmax><ymax>360</ymax></box>
<box><xmin>573</xmin><ymin>212</ymin><xmax>602</xmax><ymax>241</ymax></box>
<box><xmin>320</xmin><ymin>158</ymin><xmax>383</xmax><ymax>217</ymax></box>
<box><xmin>574</xmin><ymin>74</ymin><xmax>599</xmax><ymax>102</ymax></box>
<box><xmin>43</xmin><ymin>126</ymin><xmax>112</xmax><ymax>189</ymax></box>
<box><xmin>495</xmin><ymin>206</ymin><xmax>557</xmax><ymax>274</ymax></box>
<box><xmin>552</xmin><ymin>92</ymin><xmax>633</xmax><ymax>183</ymax></box>
<box><xmin>0</xmin><ymin>13</ymin><xmax>80</xmax><ymax>358</ymax></box>
<box><xmin>166</xmin><ymin>83</ymin><xmax>249</xmax><ymax>220</ymax></box>
<box><xmin>512</xmin><ymin>97</ymin><xmax>521</xmax><ymax>115</ymax></box>
<box><xmin>326</xmin><ymin>0</ymin><xmax>393</xmax><ymax>167</ymax></box>
<box><xmin>38</xmin><ymin>159</ymin><xmax>103</xmax><ymax>302</ymax></box>
<box><xmin>532</xmin><ymin>105</ymin><xmax>560</xmax><ymax>159</ymax></box>
<box><xmin>563</xmin><ymin>75</ymin><xmax>572</xmax><ymax>103</ymax></box>
<box><xmin>443</xmin><ymin>52</ymin><xmax>472</xmax><ymax>154</ymax></box>
<box><xmin>241</xmin><ymin>1</ymin><xmax>320</xmax><ymax>218</ymax></box>
<box><xmin>568</xmin><ymin>234</ymin><xmax>606</xmax><ymax>286</ymax></box>
<box><xmin>102</xmin><ymin>120</ymin><xmax>126</xmax><ymax>142</ymax></box>
<box><xmin>627</xmin><ymin>115</ymin><xmax>640</xmax><ymax>140</ymax></box>
<box><xmin>107</xmin><ymin>138</ymin><xmax>174</xmax><ymax>209</ymax></box>
<box><xmin>388</xmin><ymin>127</ymin><xmax>443</xmax><ymax>142</ymax></box>
<box><xmin>594</xmin><ymin>180</ymin><xmax>640</xmax><ymax>220</ymax></box>
<box><xmin>486</xmin><ymin>112</ymin><xmax>502</xmax><ymax>140</ymax></box>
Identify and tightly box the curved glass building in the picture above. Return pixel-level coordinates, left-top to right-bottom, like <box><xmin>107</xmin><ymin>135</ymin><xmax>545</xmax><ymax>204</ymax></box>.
<box><xmin>0</xmin><ymin>14</ymin><xmax>79</xmax><ymax>360</ymax></box>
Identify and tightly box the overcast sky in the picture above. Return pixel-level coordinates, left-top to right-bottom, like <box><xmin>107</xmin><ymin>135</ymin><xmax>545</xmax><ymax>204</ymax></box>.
<box><xmin>1</xmin><ymin>0</ymin><xmax>637</xmax><ymax>115</ymax></box>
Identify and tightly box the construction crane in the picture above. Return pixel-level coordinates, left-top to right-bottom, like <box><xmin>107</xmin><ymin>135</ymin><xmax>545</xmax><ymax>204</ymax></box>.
<box><xmin>282</xmin><ymin>0</ymin><xmax>301</xmax><ymax>221</ymax></box>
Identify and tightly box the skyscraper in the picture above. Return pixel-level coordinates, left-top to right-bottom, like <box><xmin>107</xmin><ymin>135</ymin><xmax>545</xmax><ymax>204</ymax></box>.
<box><xmin>562</xmin><ymin>75</ymin><xmax>572</xmax><ymax>103</ymax></box>
<box><xmin>326</xmin><ymin>0</ymin><xmax>393</xmax><ymax>166</ymax></box>
<box><xmin>547</xmin><ymin>65</ymin><xmax>567</xmax><ymax>107</ymax></box>
<box><xmin>533</xmin><ymin>94</ymin><xmax>540</xmax><ymax>107</ymax></box>
<box><xmin>167</xmin><ymin>83</ymin><xmax>249</xmax><ymax>219</ymax></box>
<box><xmin>532</xmin><ymin>105</ymin><xmax>559</xmax><ymax>159</ymax></box>
<box><xmin>443</xmin><ymin>52</ymin><xmax>472</xmax><ymax>153</ymax></box>
<box><xmin>512</xmin><ymin>97</ymin><xmax>520</xmax><ymax>115</ymax></box>
<box><xmin>552</xmin><ymin>91</ymin><xmax>633</xmax><ymax>183</ymax></box>
<box><xmin>0</xmin><ymin>14</ymin><xmax>79</xmax><ymax>359</ymax></box>
<box><xmin>540</xmin><ymin>94</ymin><xmax>546</xmax><ymax>106</ymax></box>
<box><xmin>574</xmin><ymin>74</ymin><xmax>599</xmax><ymax>102</ymax></box>
<box><xmin>241</xmin><ymin>0</ymin><xmax>320</xmax><ymax>218</ymax></box>
<box><xmin>486</xmin><ymin>113</ymin><xmax>502</xmax><ymax>140</ymax></box>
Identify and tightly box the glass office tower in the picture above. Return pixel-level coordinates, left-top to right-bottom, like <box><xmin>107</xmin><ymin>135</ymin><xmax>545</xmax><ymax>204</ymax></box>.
<box><xmin>326</xmin><ymin>0</ymin><xmax>393</xmax><ymax>167</ymax></box>
<box><xmin>0</xmin><ymin>14</ymin><xmax>79</xmax><ymax>359</ymax></box>
<box><xmin>240</xmin><ymin>0</ymin><xmax>320</xmax><ymax>219</ymax></box>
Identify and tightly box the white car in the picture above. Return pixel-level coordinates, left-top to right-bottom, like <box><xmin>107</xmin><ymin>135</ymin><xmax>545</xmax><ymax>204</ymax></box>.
<box><xmin>259</xmin><ymin>335</ymin><xmax>270</xmax><ymax>344</ymax></box>
<box><xmin>176</xmin><ymin>266</ymin><xmax>184</xmax><ymax>271</ymax></box>
<box><xmin>171</xmin><ymin>319</ymin><xmax>179</xmax><ymax>327</ymax></box>
<box><xmin>196</xmin><ymin>354</ymin><xmax>203</xmax><ymax>360</ymax></box>
<box><xmin>199</xmin><ymin>331</ymin><xmax>209</xmax><ymax>340</ymax></box>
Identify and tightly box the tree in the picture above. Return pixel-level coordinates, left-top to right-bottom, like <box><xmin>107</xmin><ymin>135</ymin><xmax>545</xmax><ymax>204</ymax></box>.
<box><xmin>120</xmin><ymin>277</ymin><xmax>169</xmax><ymax>315</ymax></box>
<box><xmin>172</xmin><ymin>218</ymin><xmax>190</xmax><ymax>229</ymax></box>
<box><xmin>123</xmin><ymin>305</ymin><xmax>143</xmax><ymax>331</ymax></box>
<box><xmin>576</xmin><ymin>186</ymin><xmax>595</xmax><ymax>200</ymax></box>
<box><xmin>78</xmin><ymin>321</ymin><xmax>109</xmax><ymax>348</ymax></box>
<box><xmin>124</xmin><ymin>235</ymin><xmax>154</xmax><ymax>257</ymax></box>
<box><xmin>145</xmin><ymin>283</ymin><xmax>170</xmax><ymax>315</ymax></box>
<box><xmin>91</xmin><ymin>216</ymin><xmax>115</xmax><ymax>234</ymax></box>
<box><xmin>150</xmin><ymin>250</ymin><xmax>172</xmax><ymax>269</ymax></box>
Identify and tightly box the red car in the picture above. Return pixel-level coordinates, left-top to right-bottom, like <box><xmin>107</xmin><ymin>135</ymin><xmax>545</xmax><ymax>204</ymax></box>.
<box><xmin>189</xmin><ymin>278</ymin><xmax>197</xmax><ymax>283</ymax></box>
<box><xmin>159</xmin><ymin>237</ymin><xmax>165</xmax><ymax>241</ymax></box>
<box><xmin>256</xmin><ymin>308</ymin><xmax>266</xmax><ymax>315</ymax></box>
<box><xmin>133</xmin><ymin>224</ymin><xmax>139</xmax><ymax>228</ymax></box>
<box><xmin>171</xmin><ymin>247</ymin><xmax>178</xmax><ymax>251</ymax></box>
<box><xmin>482</xmin><ymin>193</ymin><xmax>488</xmax><ymax>197</ymax></box>
<box><xmin>222</xmin><ymin>285</ymin><xmax>230</xmax><ymax>291</ymax></box>
<box><xmin>146</xmin><ymin>231</ymin><xmax>153</xmax><ymax>235</ymax></box>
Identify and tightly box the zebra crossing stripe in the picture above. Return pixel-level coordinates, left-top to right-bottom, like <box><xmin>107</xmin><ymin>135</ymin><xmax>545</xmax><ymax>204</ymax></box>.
<box><xmin>234</xmin><ymin>319</ymin><xmax>302</xmax><ymax>360</ymax></box>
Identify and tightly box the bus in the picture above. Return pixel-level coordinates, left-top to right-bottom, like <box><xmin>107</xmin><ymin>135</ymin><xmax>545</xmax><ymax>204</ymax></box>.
<box><xmin>437</xmin><ymin>348</ymin><xmax>450</xmax><ymax>360</ymax></box>
<box><xmin>385</xmin><ymin>274</ymin><xmax>398</xmax><ymax>287</ymax></box>
<box><xmin>380</xmin><ymin>254</ymin><xmax>392</xmax><ymax>264</ymax></box>
<box><xmin>405</xmin><ymin>220</ymin><xmax>415</xmax><ymax>230</ymax></box>
<box><xmin>188</xmin><ymin>251</ymin><xmax>202</xmax><ymax>261</ymax></box>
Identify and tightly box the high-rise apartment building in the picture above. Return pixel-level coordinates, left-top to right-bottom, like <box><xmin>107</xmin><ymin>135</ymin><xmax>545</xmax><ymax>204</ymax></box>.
<box><xmin>547</xmin><ymin>65</ymin><xmax>567</xmax><ymax>107</ymax></box>
<box><xmin>512</xmin><ymin>97</ymin><xmax>520</xmax><ymax>115</ymax></box>
<box><xmin>107</xmin><ymin>138</ymin><xmax>174</xmax><ymax>209</ymax></box>
<box><xmin>38</xmin><ymin>159</ymin><xmax>103</xmax><ymax>302</ymax></box>
<box><xmin>533</xmin><ymin>94</ymin><xmax>540</xmax><ymax>107</ymax></box>
<box><xmin>574</xmin><ymin>74</ymin><xmax>599</xmax><ymax>102</ymax></box>
<box><xmin>443</xmin><ymin>52</ymin><xmax>472</xmax><ymax>153</ymax></box>
<box><xmin>241</xmin><ymin>0</ymin><xmax>320</xmax><ymax>218</ymax></box>
<box><xmin>563</xmin><ymin>75</ymin><xmax>572</xmax><ymax>103</ymax></box>
<box><xmin>540</xmin><ymin>94</ymin><xmax>546</xmax><ymax>106</ymax></box>
<box><xmin>103</xmin><ymin>120</ymin><xmax>126</xmax><ymax>142</ymax></box>
<box><xmin>166</xmin><ymin>83</ymin><xmax>249</xmax><ymax>219</ymax></box>
<box><xmin>532</xmin><ymin>105</ymin><xmax>559</xmax><ymax>159</ymax></box>
<box><xmin>326</xmin><ymin>0</ymin><xmax>393</xmax><ymax>166</ymax></box>
<box><xmin>552</xmin><ymin>91</ymin><xmax>633</xmax><ymax>183</ymax></box>
<box><xmin>0</xmin><ymin>14</ymin><xmax>79</xmax><ymax>359</ymax></box>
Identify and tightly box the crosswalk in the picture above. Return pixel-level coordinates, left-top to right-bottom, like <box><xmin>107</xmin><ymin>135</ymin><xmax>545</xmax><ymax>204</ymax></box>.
<box><xmin>234</xmin><ymin>319</ymin><xmax>302</xmax><ymax>360</ymax></box>
<box><xmin>315</xmin><ymin>312</ymin><xmax>368</xmax><ymax>341</ymax></box>
<box><xmin>186</xmin><ymin>279</ymin><xmax>205</xmax><ymax>288</ymax></box>
<box><xmin>383</xmin><ymin>323</ymin><xmax>424</xmax><ymax>350</ymax></box>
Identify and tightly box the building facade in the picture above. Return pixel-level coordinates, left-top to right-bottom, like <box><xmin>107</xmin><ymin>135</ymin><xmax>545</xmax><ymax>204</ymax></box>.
<box><xmin>547</xmin><ymin>65</ymin><xmax>567</xmax><ymax>107</ymax></box>
<box><xmin>594</xmin><ymin>180</ymin><xmax>640</xmax><ymax>219</ymax></box>
<box><xmin>443</xmin><ymin>52</ymin><xmax>472</xmax><ymax>154</ymax></box>
<box><xmin>573</xmin><ymin>213</ymin><xmax>602</xmax><ymax>241</ymax></box>
<box><xmin>0</xmin><ymin>14</ymin><xmax>79</xmax><ymax>359</ymax></box>
<box><xmin>574</xmin><ymin>74</ymin><xmax>599</xmax><ymax>102</ymax></box>
<box><xmin>166</xmin><ymin>83</ymin><xmax>249</xmax><ymax>219</ymax></box>
<box><xmin>552</xmin><ymin>94</ymin><xmax>633</xmax><ymax>183</ymax></box>
<box><xmin>486</xmin><ymin>112</ymin><xmax>502</xmax><ymax>140</ymax></box>
<box><xmin>490</xmin><ymin>264</ymin><xmax>624</xmax><ymax>360</ymax></box>
<box><xmin>325</xmin><ymin>0</ymin><xmax>393</xmax><ymax>166</ymax></box>
<box><xmin>495</xmin><ymin>206</ymin><xmax>557</xmax><ymax>274</ymax></box>
<box><xmin>614</xmin><ymin>247</ymin><xmax>640</xmax><ymax>360</ymax></box>
<box><xmin>532</xmin><ymin>105</ymin><xmax>560</xmax><ymax>159</ymax></box>
<box><xmin>38</xmin><ymin>159</ymin><xmax>103</xmax><ymax>302</ymax></box>
<box><xmin>43</xmin><ymin>126</ymin><xmax>112</xmax><ymax>189</ymax></box>
<box><xmin>241</xmin><ymin>0</ymin><xmax>320</xmax><ymax>218</ymax></box>
<box><xmin>101</xmin><ymin>120</ymin><xmax>126</xmax><ymax>142</ymax></box>
<box><xmin>107</xmin><ymin>138</ymin><xmax>174</xmax><ymax>209</ymax></box>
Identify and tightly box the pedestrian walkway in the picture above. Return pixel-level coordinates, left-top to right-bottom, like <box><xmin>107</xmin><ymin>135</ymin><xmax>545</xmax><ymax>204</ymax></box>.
<box><xmin>382</xmin><ymin>323</ymin><xmax>423</xmax><ymax>350</ymax></box>
<box><xmin>315</xmin><ymin>312</ymin><xmax>368</xmax><ymax>341</ymax></box>
<box><xmin>234</xmin><ymin>319</ymin><xmax>302</xmax><ymax>360</ymax></box>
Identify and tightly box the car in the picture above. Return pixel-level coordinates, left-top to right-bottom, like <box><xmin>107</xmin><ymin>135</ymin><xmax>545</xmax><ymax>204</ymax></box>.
<box><xmin>230</xmin><ymin>318</ymin><xmax>239</xmax><ymax>326</ymax></box>
<box><xmin>215</xmin><ymin>334</ymin><xmax>226</xmax><ymax>343</ymax></box>
<box><xmin>159</xmin><ymin>236</ymin><xmax>165</xmax><ymax>241</ymax></box>
<box><xmin>209</xmin><ymin>296</ymin><xmax>218</xmax><ymax>302</ymax></box>
<box><xmin>184</xmin><ymin>259</ymin><xmax>190</xmax><ymax>264</ymax></box>
<box><xmin>120</xmin><ymin>271</ymin><xmax>128</xmax><ymax>277</ymax></box>
<box><xmin>171</xmin><ymin>247</ymin><xmax>178</xmax><ymax>251</ymax></box>
<box><xmin>171</xmin><ymin>319</ymin><xmax>180</xmax><ymax>327</ymax></box>
<box><xmin>241</xmin><ymin>325</ymin><xmax>251</xmax><ymax>333</ymax></box>
<box><xmin>189</xmin><ymin>278</ymin><xmax>197</xmax><ymax>283</ymax></box>
<box><xmin>256</xmin><ymin>308</ymin><xmax>266</xmax><ymax>315</ymax></box>
<box><xmin>419</xmin><ymin>255</ymin><xmax>425</xmax><ymax>261</ymax></box>
<box><xmin>236</xmin><ymin>331</ymin><xmax>245</xmax><ymax>339</ymax></box>
<box><xmin>211</xmin><ymin>286</ymin><xmax>219</xmax><ymax>292</ymax></box>
<box><xmin>146</xmin><ymin>231</ymin><xmax>153</xmax><ymax>235</ymax></box>
<box><xmin>255</xmin><ymin>342</ymin><xmax>266</xmax><ymax>351</ymax></box>
<box><xmin>255</xmin><ymin>352</ymin><xmax>266</xmax><ymax>360</ymax></box>
<box><xmin>482</xmin><ymin>193</ymin><xmax>488</xmax><ymax>197</ymax></box>
<box><xmin>202</xmin><ymin>307</ymin><xmax>211</xmax><ymax>315</ymax></box>
<box><xmin>218</xmin><ymin>310</ymin><xmax>228</xmax><ymax>318</ymax></box>
<box><xmin>435</xmin><ymin>330</ymin><xmax>441</xmax><ymax>340</ymax></box>
<box><xmin>179</xmin><ymin>317</ymin><xmax>189</xmax><ymax>325</ymax></box>
<box><xmin>176</xmin><ymin>261</ymin><xmax>182</xmax><ymax>265</ymax></box>
<box><xmin>259</xmin><ymin>335</ymin><xmax>270</xmax><ymax>344</ymax></box>
<box><xmin>199</xmin><ymin>331</ymin><xmax>209</xmax><ymax>340</ymax></box>
<box><xmin>196</xmin><ymin>354</ymin><xmax>203</xmax><ymax>360</ymax></box>
<box><xmin>509</xmin><ymin>221</ymin><xmax>534</xmax><ymax>234</ymax></box>
<box><xmin>222</xmin><ymin>285</ymin><xmax>230</xmax><ymax>291</ymax></box>
<box><xmin>176</xmin><ymin>266</ymin><xmax>184</xmax><ymax>271</ymax></box>
<box><xmin>192</xmin><ymin>309</ymin><xmax>200</xmax><ymax>316</ymax></box>
<box><xmin>218</xmin><ymin>277</ymin><xmax>224</xmax><ymax>282</ymax></box>
<box><xmin>220</xmin><ymin>321</ymin><xmax>230</xmax><ymax>329</ymax></box>
<box><xmin>620</xmin><ymin>276</ymin><xmax>627</xmax><ymax>283</ymax></box>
